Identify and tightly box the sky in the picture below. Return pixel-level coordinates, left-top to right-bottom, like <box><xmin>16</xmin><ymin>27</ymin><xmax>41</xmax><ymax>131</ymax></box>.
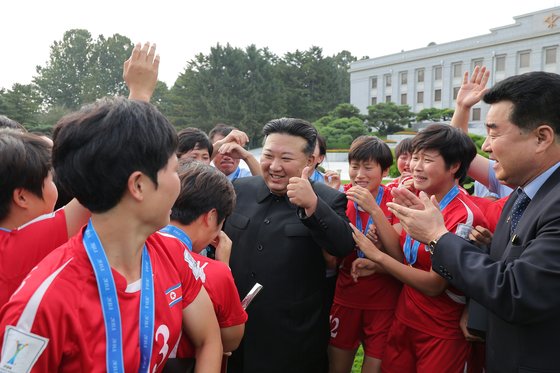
<box><xmin>2</xmin><ymin>0</ymin><xmax>560</xmax><ymax>90</ymax></box>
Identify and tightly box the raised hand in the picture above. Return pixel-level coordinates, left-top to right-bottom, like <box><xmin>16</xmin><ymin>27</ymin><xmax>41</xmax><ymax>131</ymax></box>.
<box><xmin>350</xmin><ymin>223</ymin><xmax>383</xmax><ymax>262</ymax></box>
<box><xmin>323</xmin><ymin>170</ymin><xmax>341</xmax><ymax>191</ymax></box>
<box><xmin>210</xmin><ymin>231</ymin><xmax>232</xmax><ymax>266</ymax></box>
<box><xmin>387</xmin><ymin>191</ymin><xmax>448</xmax><ymax>245</ymax></box>
<box><xmin>456</xmin><ymin>65</ymin><xmax>490</xmax><ymax>110</ymax></box>
<box><xmin>123</xmin><ymin>42</ymin><xmax>160</xmax><ymax>102</ymax></box>
<box><xmin>287</xmin><ymin>166</ymin><xmax>318</xmax><ymax>215</ymax></box>
<box><xmin>346</xmin><ymin>185</ymin><xmax>376</xmax><ymax>215</ymax></box>
<box><xmin>216</xmin><ymin>142</ymin><xmax>251</xmax><ymax>160</ymax></box>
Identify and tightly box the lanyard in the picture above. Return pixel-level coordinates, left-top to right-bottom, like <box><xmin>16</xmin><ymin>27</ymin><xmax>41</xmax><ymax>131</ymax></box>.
<box><xmin>403</xmin><ymin>185</ymin><xmax>459</xmax><ymax>266</ymax></box>
<box><xmin>83</xmin><ymin>220</ymin><xmax>154</xmax><ymax>373</ymax></box>
<box><xmin>160</xmin><ymin>225</ymin><xmax>193</xmax><ymax>251</ymax></box>
<box><xmin>354</xmin><ymin>186</ymin><xmax>384</xmax><ymax>258</ymax></box>
<box><xmin>0</xmin><ymin>227</ymin><xmax>10</xmax><ymax>232</ymax></box>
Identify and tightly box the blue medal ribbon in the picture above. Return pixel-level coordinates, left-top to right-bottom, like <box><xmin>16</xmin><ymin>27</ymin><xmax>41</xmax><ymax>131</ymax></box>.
<box><xmin>403</xmin><ymin>185</ymin><xmax>459</xmax><ymax>265</ymax></box>
<box><xmin>160</xmin><ymin>225</ymin><xmax>193</xmax><ymax>251</ymax></box>
<box><xmin>0</xmin><ymin>227</ymin><xmax>11</xmax><ymax>232</ymax></box>
<box><xmin>355</xmin><ymin>186</ymin><xmax>384</xmax><ymax>258</ymax></box>
<box><xmin>83</xmin><ymin>220</ymin><xmax>154</xmax><ymax>373</ymax></box>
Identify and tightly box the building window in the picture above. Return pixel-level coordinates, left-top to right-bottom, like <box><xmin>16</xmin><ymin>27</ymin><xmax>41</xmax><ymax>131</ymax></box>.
<box><xmin>434</xmin><ymin>89</ymin><xmax>442</xmax><ymax>102</ymax></box>
<box><xmin>417</xmin><ymin>91</ymin><xmax>424</xmax><ymax>104</ymax></box>
<box><xmin>453</xmin><ymin>87</ymin><xmax>460</xmax><ymax>100</ymax></box>
<box><xmin>472</xmin><ymin>58</ymin><xmax>484</xmax><ymax>70</ymax></box>
<box><xmin>434</xmin><ymin>66</ymin><xmax>442</xmax><ymax>81</ymax></box>
<box><xmin>417</xmin><ymin>69</ymin><xmax>425</xmax><ymax>83</ymax></box>
<box><xmin>472</xmin><ymin>108</ymin><xmax>481</xmax><ymax>121</ymax></box>
<box><xmin>371</xmin><ymin>77</ymin><xmax>378</xmax><ymax>89</ymax></box>
<box><xmin>371</xmin><ymin>97</ymin><xmax>377</xmax><ymax>105</ymax></box>
<box><xmin>519</xmin><ymin>51</ymin><xmax>530</xmax><ymax>68</ymax></box>
<box><xmin>385</xmin><ymin>74</ymin><xmax>392</xmax><ymax>87</ymax></box>
<box><xmin>452</xmin><ymin>63</ymin><xmax>462</xmax><ymax>78</ymax></box>
<box><xmin>495</xmin><ymin>55</ymin><xmax>506</xmax><ymax>72</ymax></box>
<box><xmin>401</xmin><ymin>93</ymin><xmax>407</xmax><ymax>104</ymax></box>
<box><xmin>545</xmin><ymin>47</ymin><xmax>557</xmax><ymax>64</ymax></box>
<box><xmin>400</xmin><ymin>72</ymin><xmax>408</xmax><ymax>85</ymax></box>
<box><xmin>386</xmin><ymin>95</ymin><xmax>392</xmax><ymax>103</ymax></box>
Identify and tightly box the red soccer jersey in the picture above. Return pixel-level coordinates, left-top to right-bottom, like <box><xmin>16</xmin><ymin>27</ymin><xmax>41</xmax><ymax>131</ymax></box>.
<box><xmin>176</xmin><ymin>252</ymin><xmax>248</xmax><ymax>358</ymax></box>
<box><xmin>0</xmin><ymin>230</ymin><xmax>202</xmax><ymax>372</ymax></box>
<box><xmin>395</xmin><ymin>193</ymin><xmax>488</xmax><ymax>339</ymax></box>
<box><xmin>334</xmin><ymin>185</ymin><xmax>402</xmax><ymax>310</ymax></box>
<box><xmin>467</xmin><ymin>195</ymin><xmax>507</xmax><ymax>233</ymax></box>
<box><xmin>0</xmin><ymin>209</ymin><xmax>68</xmax><ymax>307</ymax></box>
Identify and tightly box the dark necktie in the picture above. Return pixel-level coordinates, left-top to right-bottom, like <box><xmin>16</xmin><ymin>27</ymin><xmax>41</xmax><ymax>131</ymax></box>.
<box><xmin>510</xmin><ymin>189</ymin><xmax>531</xmax><ymax>234</ymax></box>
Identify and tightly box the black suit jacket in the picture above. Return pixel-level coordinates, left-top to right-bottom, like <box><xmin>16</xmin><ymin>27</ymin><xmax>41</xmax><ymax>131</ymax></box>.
<box><xmin>432</xmin><ymin>167</ymin><xmax>560</xmax><ymax>372</ymax></box>
<box><xmin>224</xmin><ymin>176</ymin><xmax>354</xmax><ymax>373</ymax></box>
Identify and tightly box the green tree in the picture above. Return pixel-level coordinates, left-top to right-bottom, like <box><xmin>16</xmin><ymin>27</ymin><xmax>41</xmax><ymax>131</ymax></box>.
<box><xmin>167</xmin><ymin>43</ymin><xmax>283</xmax><ymax>147</ymax></box>
<box><xmin>277</xmin><ymin>47</ymin><xmax>354</xmax><ymax>121</ymax></box>
<box><xmin>34</xmin><ymin>29</ymin><xmax>134</xmax><ymax>110</ymax></box>
<box><xmin>34</xmin><ymin>29</ymin><xmax>95</xmax><ymax>109</ymax></box>
<box><xmin>415</xmin><ymin>107</ymin><xmax>455</xmax><ymax>122</ymax></box>
<box><xmin>314</xmin><ymin>103</ymin><xmax>367</xmax><ymax>148</ymax></box>
<box><xmin>0</xmin><ymin>84</ymin><xmax>41</xmax><ymax>127</ymax></box>
<box><xmin>367</xmin><ymin>102</ymin><xmax>414</xmax><ymax>136</ymax></box>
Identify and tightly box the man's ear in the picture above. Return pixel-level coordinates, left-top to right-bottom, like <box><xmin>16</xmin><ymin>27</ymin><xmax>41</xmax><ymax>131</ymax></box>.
<box><xmin>306</xmin><ymin>154</ymin><xmax>316</xmax><ymax>168</ymax></box>
<box><xmin>534</xmin><ymin>125</ymin><xmax>555</xmax><ymax>152</ymax></box>
<box><xmin>127</xmin><ymin>171</ymin><xmax>146</xmax><ymax>201</ymax></box>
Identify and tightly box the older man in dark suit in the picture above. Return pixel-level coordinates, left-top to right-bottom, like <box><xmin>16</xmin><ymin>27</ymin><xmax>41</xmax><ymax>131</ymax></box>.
<box><xmin>224</xmin><ymin>118</ymin><xmax>354</xmax><ymax>373</ymax></box>
<box><xmin>388</xmin><ymin>72</ymin><xmax>560</xmax><ymax>372</ymax></box>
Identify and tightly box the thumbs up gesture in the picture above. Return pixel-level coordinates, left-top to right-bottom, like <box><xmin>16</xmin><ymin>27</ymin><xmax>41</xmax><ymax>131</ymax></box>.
<box><xmin>287</xmin><ymin>166</ymin><xmax>318</xmax><ymax>215</ymax></box>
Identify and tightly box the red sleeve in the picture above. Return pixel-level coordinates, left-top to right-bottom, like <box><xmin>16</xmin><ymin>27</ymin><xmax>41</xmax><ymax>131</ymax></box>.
<box><xmin>209</xmin><ymin>262</ymin><xmax>248</xmax><ymax>328</ymax></box>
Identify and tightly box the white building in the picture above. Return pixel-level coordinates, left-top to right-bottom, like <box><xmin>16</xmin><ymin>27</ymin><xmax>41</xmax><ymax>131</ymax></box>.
<box><xmin>350</xmin><ymin>7</ymin><xmax>560</xmax><ymax>135</ymax></box>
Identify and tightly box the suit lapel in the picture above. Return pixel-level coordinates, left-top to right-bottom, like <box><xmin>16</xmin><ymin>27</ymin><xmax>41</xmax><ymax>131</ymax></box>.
<box><xmin>490</xmin><ymin>167</ymin><xmax>560</xmax><ymax>260</ymax></box>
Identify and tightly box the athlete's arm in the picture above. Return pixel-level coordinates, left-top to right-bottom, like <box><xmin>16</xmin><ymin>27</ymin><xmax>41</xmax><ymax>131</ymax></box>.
<box><xmin>450</xmin><ymin>66</ymin><xmax>491</xmax><ymax>187</ymax></box>
<box><xmin>220</xmin><ymin>324</ymin><xmax>245</xmax><ymax>353</ymax></box>
<box><xmin>182</xmin><ymin>286</ymin><xmax>222</xmax><ymax>373</ymax></box>
<box><xmin>124</xmin><ymin>42</ymin><xmax>159</xmax><ymax>102</ymax></box>
<box><xmin>352</xmin><ymin>224</ymin><xmax>447</xmax><ymax>296</ymax></box>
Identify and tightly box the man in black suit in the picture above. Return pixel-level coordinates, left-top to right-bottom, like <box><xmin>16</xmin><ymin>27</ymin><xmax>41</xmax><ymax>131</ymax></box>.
<box><xmin>224</xmin><ymin>118</ymin><xmax>354</xmax><ymax>373</ymax></box>
<box><xmin>388</xmin><ymin>71</ymin><xmax>560</xmax><ymax>372</ymax></box>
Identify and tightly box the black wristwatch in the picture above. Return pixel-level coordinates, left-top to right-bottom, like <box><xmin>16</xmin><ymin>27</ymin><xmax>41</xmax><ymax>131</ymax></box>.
<box><xmin>427</xmin><ymin>234</ymin><xmax>444</xmax><ymax>255</ymax></box>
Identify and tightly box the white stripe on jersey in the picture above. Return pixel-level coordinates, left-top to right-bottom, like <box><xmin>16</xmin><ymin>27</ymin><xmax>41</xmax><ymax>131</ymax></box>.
<box><xmin>16</xmin><ymin>258</ymin><xmax>73</xmax><ymax>332</ymax></box>
<box><xmin>458</xmin><ymin>199</ymin><xmax>474</xmax><ymax>227</ymax></box>
<box><xmin>17</xmin><ymin>208</ymin><xmax>63</xmax><ymax>230</ymax></box>
<box><xmin>445</xmin><ymin>289</ymin><xmax>466</xmax><ymax>304</ymax></box>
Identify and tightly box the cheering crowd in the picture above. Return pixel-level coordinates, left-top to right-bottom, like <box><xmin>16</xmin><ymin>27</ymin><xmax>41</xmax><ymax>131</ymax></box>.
<box><xmin>1</xmin><ymin>42</ymin><xmax>560</xmax><ymax>373</ymax></box>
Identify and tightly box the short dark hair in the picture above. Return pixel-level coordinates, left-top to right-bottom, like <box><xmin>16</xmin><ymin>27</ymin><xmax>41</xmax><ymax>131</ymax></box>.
<box><xmin>52</xmin><ymin>97</ymin><xmax>177</xmax><ymax>213</ymax></box>
<box><xmin>483</xmin><ymin>71</ymin><xmax>560</xmax><ymax>134</ymax></box>
<box><xmin>262</xmin><ymin>118</ymin><xmax>317</xmax><ymax>156</ymax></box>
<box><xmin>395</xmin><ymin>137</ymin><xmax>413</xmax><ymax>159</ymax></box>
<box><xmin>177</xmin><ymin>127</ymin><xmax>213</xmax><ymax>157</ymax></box>
<box><xmin>171</xmin><ymin>161</ymin><xmax>235</xmax><ymax>225</ymax></box>
<box><xmin>0</xmin><ymin>129</ymin><xmax>51</xmax><ymax>220</ymax></box>
<box><xmin>412</xmin><ymin>123</ymin><xmax>476</xmax><ymax>181</ymax></box>
<box><xmin>209</xmin><ymin>123</ymin><xmax>236</xmax><ymax>142</ymax></box>
<box><xmin>348</xmin><ymin>135</ymin><xmax>393</xmax><ymax>171</ymax></box>
<box><xmin>0</xmin><ymin>115</ymin><xmax>26</xmax><ymax>132</ymax></box>
<box><xmin>316</xmin><ymin>135</ymin><xmax>327</xmax><ymax>156</ymax></box>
